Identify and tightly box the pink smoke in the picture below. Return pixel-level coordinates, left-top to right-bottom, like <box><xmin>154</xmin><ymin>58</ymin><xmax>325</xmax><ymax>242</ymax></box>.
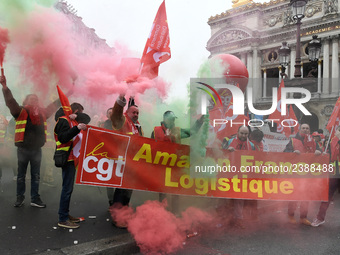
<box><xmin>7</xmin><ymin>5</ymin><xmax>169</xmax><ymax>111</ymax></box>
<box><xmin>0</xmin><ymin>26</ymin><xmax>10</xmax><ymax>67</ymax></box>
<box><xmin>111</xmin><ymin>200</ymin><xmax>216</xmax><ymax>254</ymax></box>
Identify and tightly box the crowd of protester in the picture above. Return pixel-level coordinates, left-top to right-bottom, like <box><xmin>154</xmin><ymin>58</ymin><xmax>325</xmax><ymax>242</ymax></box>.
<box><xmin>0</xmin><ymin>70</ymin><xmax>338</xmax><ymax>230</ymax></box>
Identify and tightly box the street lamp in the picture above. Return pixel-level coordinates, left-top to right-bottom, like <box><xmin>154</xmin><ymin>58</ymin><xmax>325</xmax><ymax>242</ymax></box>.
<box><xmin>307</xmin><ymin>35</ymin><xmax>322</xmax><ymax>77</ymax></box>
<box><xmin>290</xmin><ymin>0</ymin><xmax>308</xmax><ymax>78</ymax></box>
<box><xmin>278</xmin><ymin>42</ymin><xmax>290</xmax><ymax>79</ymax></box>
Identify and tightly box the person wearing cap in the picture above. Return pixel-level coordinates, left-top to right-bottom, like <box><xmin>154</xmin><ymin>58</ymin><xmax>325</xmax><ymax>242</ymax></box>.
<box><xmin>151</xmin><ymin>111</ymin><xmax>203</xmax><ymax>142</ymax></box>
<box><xmin>151</xmin><ymin>111</ymin><xmax>204</xmax><ymax>213</ymax></box>
<box><xmin>109</xmin><ymin>94</ymin><xmax>143</xmax><ymax>228</ymax></box>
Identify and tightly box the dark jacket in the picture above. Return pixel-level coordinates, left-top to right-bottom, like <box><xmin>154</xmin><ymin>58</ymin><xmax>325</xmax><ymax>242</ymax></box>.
<box><xmin>103</xmin><ymin>119</ymin><xmax>112</xmax><ymax>130</ymax></box>
<box><xmin>54</xmin><ymin>107</ymin><xmax>91</xmax><ymax>124</ymax></box>
<box><xmin>284</xmin><ymin>132</ymin><xmax>321</xmax><ymax>153</ymax></box>
<box><xmin>54</xmin><ymin>110</ymin><xmax>91</xmax><ymax>145</ymax></box>
<box><xmin>2</xmin><ymin>87</ymin><xmax>59</xmax><ymax>148</ymax></box>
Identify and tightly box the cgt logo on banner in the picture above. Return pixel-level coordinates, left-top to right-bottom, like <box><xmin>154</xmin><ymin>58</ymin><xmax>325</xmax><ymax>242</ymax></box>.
<box><xmin>76</xmin><ymin>126</ymin><xmax>329</xmax><ymax>201</ymax></box>
<box><xmin>78</xmin><ymin>128</ymin><xmax>130</xmax><ymax>187</ymax></box>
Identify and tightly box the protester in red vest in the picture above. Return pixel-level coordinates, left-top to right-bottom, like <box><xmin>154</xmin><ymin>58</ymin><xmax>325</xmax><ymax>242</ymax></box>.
<box><xmin>0</xmin><ymin>74</ymin><xmax>60</xmax><ymax>208</ymax></box>
<box><xmin>151</xmin><ymin>111</ymin><xmax>204</xmax><ymax>141</ymax></box>
<box><xmin>151</xmin><ymin>111</ymin><xmax>204</xmax><ymax>213</ymax></box>
<box><xmin>311</xmin><ymin>125</ymin><xmax>340</xmax><ymax>227</ymax></box>
<box><xmin>312</xmin><ymin>131</ymin><xmax>325</xmax><ymax>152</ymax></box>
<box><xmin>222</xmin><ymin>126</ymin><xmax>256</xmax><ymax>229</ymax></box>
<box><xmin>284</xmin><ymin>123</ymin><xmax>322</xmax><ymax>225</ymax></box>
<box><xmin>54</xmin><ymin>103</ymin><xmax>90</xmax><ymax>229</ymax></box>
<box><xmin>110</xmin><ymin>95</ymin><xmax>143</xmax><ymax>228</ymax></box>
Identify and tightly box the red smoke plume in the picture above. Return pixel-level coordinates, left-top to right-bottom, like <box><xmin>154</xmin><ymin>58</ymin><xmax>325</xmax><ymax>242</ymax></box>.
<box><xmin>111</xmin><ymin>200</ymin><xmax>215</xmax><ymax>254</ymax></box>
<box><xmin>8</xmin><ymin>6</ymin><xmax>169</xmax><ymax>114</ymax></box>
<box><xmin>0</xmin><ymin>26</ymin><xmax>10</xmax><ymax>67</ymax></box>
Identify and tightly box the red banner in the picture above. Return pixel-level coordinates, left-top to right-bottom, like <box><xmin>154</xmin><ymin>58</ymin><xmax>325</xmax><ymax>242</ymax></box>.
<box><xmin>76</xmin><ymin>126</ymin><xmax>330</xmax><ymax>201</ymax></box>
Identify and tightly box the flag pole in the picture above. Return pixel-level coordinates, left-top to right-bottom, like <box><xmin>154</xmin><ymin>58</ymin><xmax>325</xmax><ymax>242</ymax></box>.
<box><xmin>324</xmin><ymin>125</ymin><xmax>334</xmax><ymax>153</ymax></box>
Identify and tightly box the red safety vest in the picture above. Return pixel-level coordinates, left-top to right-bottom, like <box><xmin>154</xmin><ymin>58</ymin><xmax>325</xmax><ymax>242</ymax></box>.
<box><xmin>116</xmin><ymin>113</ymin><xmax>143</xmax><ymax>136</ymax></box>
<box><xmin>227</xmin><ymin>137</ymin><xmax>254</xmax><ymax>151</ymax></box>
<box><xmin>154</xmin><ymin>126</ymin><xmax>181</xmax><ymax>143</ymax></box>
<box><xmin>0</xmin><ymin>122</ymin><xmax>6</xmax><ymax>143</ymax></box>
<box><xmin>291</xmin><ymin>137</ymin><xmax>316</xmax><ymax>153</ymax></box>
<box><xmin>15</xmin><ymin>108</ymin><xmax>47</xmax><ymax>143</ymax></box>
<box><xmin>54</xmin><ymin>116</ymin><xmax>74</xmax><ymax>162</ymax></box>
<box><xmin>251</xmin><ymin>140</ymin><xmax>264</xmax><ymax>151</ymax></box>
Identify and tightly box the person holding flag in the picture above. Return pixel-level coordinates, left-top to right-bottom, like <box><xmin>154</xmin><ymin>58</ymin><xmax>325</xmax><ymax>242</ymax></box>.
<box><xmin>311</xmin><ymin>125</ymin><xmax>340</xmax><ymax>227</ymax></box>
<box><xmin>0</xmin><ymin>73</ymin><xmax>60</xmax><ymax>208</ymax></box>
<box><xmin>109</xmin><ymin>94</ymin><xmax>143</xmax><ymax>228</ymax></box>
<box><xmin>284</xmin><ymin>123</ymin><xmax>322</xmax><ymax>225</ymax></box>
<box><xmin>54</xmin><ymin>86</ymin><xmax>90</xmax><ymax>229</ymax></box>
<box><xmin>324</xmin><ymin>96</ymin><xmax>340</xmax><ymax>151</ymax></box>
<box><xmin>312</xmin><ymin>131</ymin><xmax>325</xmax><ymax>152</ymax></box>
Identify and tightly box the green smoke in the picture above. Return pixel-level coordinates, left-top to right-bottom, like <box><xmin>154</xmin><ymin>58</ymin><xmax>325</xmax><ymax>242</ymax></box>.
<box><xmin>0</xmin><ymin>0</ymin><xmax>56</xmax><ymax>26</ymax></box>
<box><xmin>188</xmin><ymin>57</ymin><xmax>226</xmax><ymax>178</ymax></box>
<box><xmin>196</xmin><ymin>57</ymin><xmax>225</xmax><ymax>79</ymax></box>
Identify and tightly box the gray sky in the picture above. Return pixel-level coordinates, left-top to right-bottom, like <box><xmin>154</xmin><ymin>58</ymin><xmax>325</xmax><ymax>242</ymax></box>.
<box><xmin>66</xmin><ymin>0</ymin><xmax>266</xmax><ymax>101</ymax></box>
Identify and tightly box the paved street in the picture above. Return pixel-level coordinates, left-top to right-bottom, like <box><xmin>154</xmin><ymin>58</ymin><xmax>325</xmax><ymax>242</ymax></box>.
<box><xmin>0</xmin><ymin>166</ymin><xmax>135</xmax><ymax>255</ymax></box>
<box><xmin>176</xmin><ymin>197</ymin><xmax>340</xmax><ymax>255</ymax></box>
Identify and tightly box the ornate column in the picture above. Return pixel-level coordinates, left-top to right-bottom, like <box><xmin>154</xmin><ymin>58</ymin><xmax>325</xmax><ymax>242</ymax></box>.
<box><xmin>241</xmin><ymin>53</ymin><xmax>247</xmax><ymax>66</ymax></box>
<box><xmin>247</xmin><ymin>51</ymin><xmax>253</xmax><ymax>78</ymax></box>
<box><xmin>290</xmin><ymin>46</ymin><xmax>296</xmax><ymax>78</ymax></box>
<box><xmin>323</xmin><ymin>38</ymin><xmax>330</xmax><ymax>93</ymax></box>
<box><xmin>331</xmin><ymin>35</ymin><xmax>339</xmax><ymax>94</ymax></box>
<box><xmin>252</xmin><ymin>47</ymin><xmax>262</xmax><ymax>102</ymax></box>
<box><xmin>262</xmin><ymin>68</ymin><xmax>267</xmax><ymax>97</ymax></box>
<box><xmin>318</xmin><ymin>60</ymin><xmax>322</xmax><ymax>93</ymax></box>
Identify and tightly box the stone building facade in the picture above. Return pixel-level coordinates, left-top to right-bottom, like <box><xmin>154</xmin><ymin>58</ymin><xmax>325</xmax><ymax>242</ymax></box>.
<box><xmin>207</xmin><ymin>0</ymin><xmax>340</xmax><ymax>132</ymax></box>
<box><xmin>55</xmin><ymin>0</ymin><xmax>114</xmax><ymax>55</ymax></box>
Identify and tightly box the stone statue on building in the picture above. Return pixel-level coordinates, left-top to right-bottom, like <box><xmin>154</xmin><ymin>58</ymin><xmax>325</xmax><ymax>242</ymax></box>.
<box><xmin>283</xmin><ymin>9</ymin><xmax>293</xmax><ymax>26</ymax></box>
<box><xmin>324</xmin><ymin>0</ymin><xmax>338</xmax><ymax>15</ymax></box>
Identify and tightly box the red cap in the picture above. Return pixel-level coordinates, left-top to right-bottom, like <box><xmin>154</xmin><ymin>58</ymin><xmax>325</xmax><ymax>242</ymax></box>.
<box><xmin>312</xmin><ymin>131</ymin><xmax>321</xmax><ymax>137</ymax></box>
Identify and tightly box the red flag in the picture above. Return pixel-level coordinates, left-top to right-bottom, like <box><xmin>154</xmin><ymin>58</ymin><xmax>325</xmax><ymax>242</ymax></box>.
<box><xmin>57</xmin><ymin>85</ymin><xmax>73</xmax><ymax>117</ymax></box>
<box><xmin>288</xmin><ymin>105</ymin><xmax>299</xmax><ymax>136</ymax></box>
<box><xmin>267</xmin><ymin>80</ymin><xmax>293</xmax><ymax>137</ymax></box>
<box><xmin>212</xmin><ymin>84</ymin><xmax>248</xmax><ymax>141</ymax></box>
<box><xmin>140</xmin><ymin>0</ymin><xmax>171</xmax><ymax>79</ymax></box>
<box><xmin>56</xmin><ymin>85</ymin><xmax>82</xmax><ymax>165</ymax></box>
<box><xmin>0</xmin><ymin>26</ymin><xmax>10</xmax><ymax>67</ymax></box>
<box><xmin>326</xmin><ymin>96</ymin><xmax>340</xmax><ymax>134</ymax></box>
